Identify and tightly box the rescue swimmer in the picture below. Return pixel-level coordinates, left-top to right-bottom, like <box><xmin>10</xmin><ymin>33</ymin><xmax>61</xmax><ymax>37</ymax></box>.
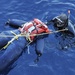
<box><xmin>50</xmin><ymin>11</ymin><xmax>75</xmax><ymax>49</ymax></box>
<box><xmin>0</xmin><ymin>18</ymin><xmax>51</xmax><ymax>72</ymax></box>
<box><xmin>51</xmin><ymin>10</ymin><xmax>75</xmax><ymax>36</ymax></box>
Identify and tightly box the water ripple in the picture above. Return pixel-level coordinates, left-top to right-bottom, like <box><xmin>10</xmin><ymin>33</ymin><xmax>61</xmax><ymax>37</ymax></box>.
<box><xmin>35</xmin><ymin>0</ymin><xmax>48</xmax><ymax>4</ymax></box>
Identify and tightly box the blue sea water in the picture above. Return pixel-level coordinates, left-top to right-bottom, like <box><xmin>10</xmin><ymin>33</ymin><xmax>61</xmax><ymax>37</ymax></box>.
<box><xmin>0</xmin><ymin>0</ymin><xmax>75</xmax><ymax>75</ymax></box>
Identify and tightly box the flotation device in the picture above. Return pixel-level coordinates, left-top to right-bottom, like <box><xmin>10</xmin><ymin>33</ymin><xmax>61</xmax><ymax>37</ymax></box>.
<box><xmin>20</xmin><ymin>18</ymin><xmax>50</xmax><ymax>41</ymax></box>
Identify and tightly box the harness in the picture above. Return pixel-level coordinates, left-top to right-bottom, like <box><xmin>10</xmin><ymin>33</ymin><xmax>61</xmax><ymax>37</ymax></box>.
<box><xmin>20</xmin><ymin>19</ymin><xmax>45</xmax><ymax>42</ymax></box>
<box><xmin>23</xmin><ymin>22</ymin><xmax>38</xmax><ymax>42</ymax></box>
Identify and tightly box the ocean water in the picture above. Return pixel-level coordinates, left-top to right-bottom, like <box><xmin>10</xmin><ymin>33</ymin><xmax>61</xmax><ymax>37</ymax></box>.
<box><xmin>0</xmin><ymin>0</ymin><xmax>75</xmax><ymax>75</ymax></box>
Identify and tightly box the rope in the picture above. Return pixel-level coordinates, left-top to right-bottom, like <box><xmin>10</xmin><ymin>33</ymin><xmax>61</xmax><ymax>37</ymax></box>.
<box><xmin>28</xmin><ymin>28</ymin><xmax>68</xmax><ymax>37</ymax></box>
<box><xmin>0</xmin><ymin>28</ymin><xmax>68</xmax><ymax>38</ymax></box>
<box><xmin>0</xmin><ymin>28</ymin><xmax>68</xmax><ymax>50</ymax></box>
<box><xmin>1</xmin><ymin>34</ymin><xmax>21</xmax><ymax>50</ymax></box>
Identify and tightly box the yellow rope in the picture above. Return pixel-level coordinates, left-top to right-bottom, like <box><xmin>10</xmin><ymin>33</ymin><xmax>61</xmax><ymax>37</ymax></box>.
<box><xmin>0</xmin><ymin>28</ymin><xmax>68</xmax><ymax>38</ymax></box>
<box><xmin>10</xmin><ymin>31</ymin><xmax>19</xmax><ymax>40</ymax></box>
<box><xmin>1</xmin><ymin>34</ymin><xmax>22</xmax><ymax>50</ymax></box>
<box><xmin>1</xmin><ymin>31</ymin><xmax>22</xmax><ymax>50</ymax></box>
<box><xmin>28</xmin><ymin>28</ymin><xmax>68</xmax><ymax>37</ymax></box>
<box><xmin>0</xmin><ymin>28</ymin><xmax>68</xmax><ymax>50</ymax></box>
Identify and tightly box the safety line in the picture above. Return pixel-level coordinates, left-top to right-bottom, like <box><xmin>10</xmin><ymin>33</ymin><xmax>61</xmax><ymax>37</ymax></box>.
<box><xmin>0</xmin><ymin>28</ymin><xmax>68</xmax><ymax>38</ymax></box>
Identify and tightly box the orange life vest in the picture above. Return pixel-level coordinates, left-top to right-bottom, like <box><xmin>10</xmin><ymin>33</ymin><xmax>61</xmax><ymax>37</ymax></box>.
<box><xmin>20</xmin><ymin>18</ymin><xmax>50</xmax><ymax>41</ymax></box>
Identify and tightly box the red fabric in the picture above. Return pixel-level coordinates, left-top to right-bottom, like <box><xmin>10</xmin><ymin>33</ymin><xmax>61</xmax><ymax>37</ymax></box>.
<box><xmin>19</xmin><ymin>18</ymin><xmax>51</xmax><ymax>41</ymax></box>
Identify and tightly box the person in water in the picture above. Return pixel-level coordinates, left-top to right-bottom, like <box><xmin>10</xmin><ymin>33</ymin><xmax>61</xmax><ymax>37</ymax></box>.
<box><xmin>0</xmin><ymin>18</ymin><xmax>51</xmax><ymax>72</ymax></box>
<box><xmin>51</xmin><ymin>14</ymin><xmax>68</xmax><ymax>30</ymax></box>
<box><xmin>50</xmin><ymin>11</ymin><xmax>75</xmax><ymax>49</ymax></box>
<box><xmin>50</xmin><ymin>10</ymin><xmax>75</xmax><ymax>36</ymax></box>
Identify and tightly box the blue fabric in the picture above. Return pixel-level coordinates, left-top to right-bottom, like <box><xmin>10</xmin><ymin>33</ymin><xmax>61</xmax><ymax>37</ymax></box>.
<box><xmin>0</xmin><ymin>30</ymin><xmax>26</xmax><ymax>71</ymax></box>
<box><xmin>7</xmin><ymin>19</ymin><xmax>26</xmax><ymax>28</ymax></box>
<box><xmin>35</xmin><ymin>38</ymin><xmax>44</xmax><ymax>55</ymax></box>
<box><xmin>0</xmin><ymin>29</ymin><xmax>45</xmax><ymax>71</ymax></box>
<box><xmin>6</xmin><ymin>19</ymin><xmax>45</xmax><ymax>55</ymax></box>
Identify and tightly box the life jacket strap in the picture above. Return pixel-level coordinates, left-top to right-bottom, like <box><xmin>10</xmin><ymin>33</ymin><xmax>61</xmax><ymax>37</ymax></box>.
<box><xmin>33</xmin><ymin>22</ymin><xmax>38</xmax><ymax>33</ymax></box>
